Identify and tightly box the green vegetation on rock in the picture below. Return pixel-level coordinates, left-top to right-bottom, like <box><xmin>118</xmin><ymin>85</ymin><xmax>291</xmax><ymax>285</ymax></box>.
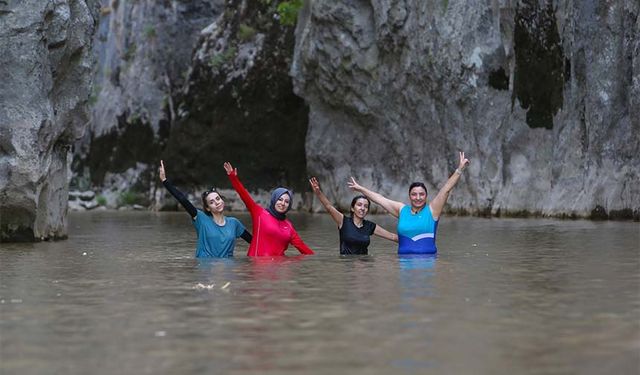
<box><xmin>277</xmin><ymin>0</ymin><xmax>303</xmax><ymax>26</ymax></box>
<box><xmin>238</xmin><ymin>23</ymin><xmax>256</xmax><ymax>41</ymax></box>
<box><xmin>208</xmin><ymin>46</ymin><xmax>237</xmax><ymax>70</ymax></box>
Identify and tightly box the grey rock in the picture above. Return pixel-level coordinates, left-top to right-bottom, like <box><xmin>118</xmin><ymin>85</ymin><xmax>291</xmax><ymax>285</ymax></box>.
<box><xmin>90</xmin><ymin>0</ymin><xmax>224</xmax><ymax>135</ymax></box>
<box><xmin>293</xmin><ymin>0</ymin><xmax>640</xmax><ymax>219</ymax></box>
<box><xmin>68</xmin><ymin>200</ymin><xmax>87</xmax><ymax>212</ymax></box>
<box><xmin>163</xmin><ymin>0</ymin><xmax>309</xmax><ymax>192</ymax></box>
<box><xmin>0</xmin><ymin>0</ymin><xmax>98</xmax><ymax>241</ymax></box>
<box><xmin>69</xmin><ymin>190</ymin><xmax>96</xmax><ymax>201</ymax></box>
<box><xmin>81</xmin><ymin>200</ymin><xmax>99</xmax><ymax>210</ymax></box>
<box><xmin>73</xmin><ymin>0</ymin><xmax>224</xmax><ymax>190</ymax></box>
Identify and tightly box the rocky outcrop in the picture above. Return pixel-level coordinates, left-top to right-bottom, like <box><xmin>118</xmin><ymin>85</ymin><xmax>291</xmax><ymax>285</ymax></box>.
<box><xmin>75</xmin><ymin>0</ymin><xmax>308</xmax><ymax>210</ymax></box>
<box><xmin>293</xmin><ymin>1</ymin><xmax>639</xmax><ymax>219</ymax></box>
<box><xmin>73</xmin><ymin>0</ymin><xmax>224</xmax><ymax>193</ymax></box>
<box><xmin>0</xmin><ymin>0</ymin><xmax>97</xmax><ymax>241</ymax></box>
<box><xmin>163</xmin><ymin>0</ymin><xmax>309</xmax><ymax>195</ymax></box>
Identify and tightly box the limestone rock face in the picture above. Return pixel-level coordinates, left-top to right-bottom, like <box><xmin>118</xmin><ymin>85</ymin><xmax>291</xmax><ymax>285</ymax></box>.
<box><xmin>164</xmin><ymin>0</ymin><xmax>309</xmax><ymax>193</ymax></box>
<box><xmin>74</xmin><ymin>0</ymin><xmax>223</xmax><ymax>190</ymax></box>
<box><xmin>0</xmin><ymin>0</ymin><xmax>97</xmax><ymax>241</ymax></box>
<box><xmin>292</xmin><ymin>1</ymin><xmax>639</xmax><ymax>219</ymax></box>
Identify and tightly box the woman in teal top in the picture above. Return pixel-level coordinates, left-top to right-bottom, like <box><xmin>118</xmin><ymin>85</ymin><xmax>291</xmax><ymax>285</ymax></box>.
<box><xmin>159</xmin><ymin>160</ymin><xmax>252</xmax><ymax>257</ymax></box>
<box><xmin>348</xmin><ymin>152</ymin><xmax>470</xmax><ymax>254</ymax></box>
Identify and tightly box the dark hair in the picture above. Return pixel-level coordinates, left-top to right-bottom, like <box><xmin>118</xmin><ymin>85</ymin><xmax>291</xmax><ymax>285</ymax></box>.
<box><xmin>350</xmin><ymin>195</ymin><xmax>370</xmax><ymax>216</ymax></box>
<box><xmin>201</xmin><ymin>187</ymin><xmax>224</xmax><ymax>215</ymax></box>
<box><xmin>408</xmin><ymin>182</ymin><xmax>428</xmax><ymax>195</ymax></box>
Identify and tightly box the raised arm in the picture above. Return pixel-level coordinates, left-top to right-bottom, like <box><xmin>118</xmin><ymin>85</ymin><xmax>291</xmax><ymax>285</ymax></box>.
<box><xmin>309</xmin><ymin>177</ymin><xmax>344</xmax><ymax>228</ymax></box>
<box><xmin>159</xmin><ymin>160</ymin><xmax>197</xmax><ymax>219</ymax></box>
<box><xmin>224</xmin><ymin>162</ymin><xmax>259</xmax><ymax>214</ymax></box>
<box><xmin>373</xmin><ymin>225</ymin><xmax>398</xmax><ymax>243</ymax></box>
<box><xmin>429</xmin><ymin>151</ymin><xmax>470</xmax><ymax>220</ymax></box>
<box><xmin>347</xmin><ymin>177</ymin><xmax>404</xmax><ymax>218</ymax></box>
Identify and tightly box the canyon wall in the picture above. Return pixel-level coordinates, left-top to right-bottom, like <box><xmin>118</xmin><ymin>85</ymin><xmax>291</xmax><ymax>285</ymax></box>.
<box><xmin>0</xmin><ymin>0</ymin><xmax>97</xmax><ymax>241</ymax></box>
<box><xmin>292</xmin><ymin>0</ymin><xmax>639</xmax><ymax>219</ymax></box>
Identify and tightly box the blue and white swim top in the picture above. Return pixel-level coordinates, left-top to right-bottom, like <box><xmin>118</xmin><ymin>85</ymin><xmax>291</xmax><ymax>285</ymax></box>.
<box><xmin>397</xmin><ymin>205</ymin><xmax>439</xmax><ymax>254</ymax></box>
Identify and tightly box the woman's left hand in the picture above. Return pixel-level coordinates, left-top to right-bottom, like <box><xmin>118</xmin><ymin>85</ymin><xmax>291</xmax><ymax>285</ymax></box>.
<box><xmin>159</xmin><ymin>160</ymin><xmax>167</xmax><ymax>181</ymax></box>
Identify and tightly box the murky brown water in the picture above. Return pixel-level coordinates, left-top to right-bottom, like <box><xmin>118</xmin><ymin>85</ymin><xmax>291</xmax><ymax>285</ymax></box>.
<box><xmin>1</xmin><ymin>211</ymin><xmax>639</xmax><ymax>374</ymax></box>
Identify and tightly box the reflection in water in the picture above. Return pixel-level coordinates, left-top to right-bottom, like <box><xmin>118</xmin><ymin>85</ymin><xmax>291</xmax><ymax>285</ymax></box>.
<box><xmin>0</xmin><ymin>212</ymin><xmax>638</xmax><ymax>375</ymax></box>
<box><xmin>398</xmin><ymin>254</ymin><xmax>436</xmax><ymax>299</ymax></box>
<box><xmin>398</xmin><ymin>254</ymin><xmax>437</xmax><ymax>271</ymax></box>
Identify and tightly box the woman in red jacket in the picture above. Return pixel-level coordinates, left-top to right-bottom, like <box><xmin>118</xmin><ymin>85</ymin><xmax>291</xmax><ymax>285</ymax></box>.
<box><xmin>224</xmin><ymin>162</ymin><xmax>315</xmax><ymax>256</ymax></box>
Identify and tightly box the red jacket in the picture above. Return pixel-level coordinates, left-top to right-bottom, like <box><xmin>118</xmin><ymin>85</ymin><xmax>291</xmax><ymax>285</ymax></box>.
<box><xmin>228</xmin><ymin>172</ymin><xmax>314</xmax><ymax>256</ymax></box>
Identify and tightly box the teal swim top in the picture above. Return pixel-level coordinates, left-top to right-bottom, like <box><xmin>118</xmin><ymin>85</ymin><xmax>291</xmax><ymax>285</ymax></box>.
<box><xmin>397</xmin><ymin>205</ymin><xmax>438</xmax><ymax>254</ymax></box>
<box><xmin>193</xmin><ymin>210</ymin><xmax>247</xmax><ymax>257</ymax></box>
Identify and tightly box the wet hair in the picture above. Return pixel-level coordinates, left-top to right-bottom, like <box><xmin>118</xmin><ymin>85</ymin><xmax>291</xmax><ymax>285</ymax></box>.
<box><xmin>350</xmin><ymin>195</ymin><xmax>371</xmax><ymax>216</ymax></box>
<box><xmin>201</xmin><ymin>187</ymin><xmax>224</xmax><ymax>215</ymax></box>
<box><xmin>408</xmin><ymin>182</ymin><xmax>428</xmax><ymax>196</ymax></box>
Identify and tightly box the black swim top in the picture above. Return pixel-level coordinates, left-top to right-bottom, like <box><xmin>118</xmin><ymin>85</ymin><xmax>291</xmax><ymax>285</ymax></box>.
<box><xmin>339</xmin><ymin>216</ymin><xmax>376</xmax><ymax>255</ymax></box>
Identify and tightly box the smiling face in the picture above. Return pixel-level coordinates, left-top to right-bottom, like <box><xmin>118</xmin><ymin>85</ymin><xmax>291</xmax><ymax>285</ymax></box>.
<box><xmin>274</xmin><ymin>193</ymin><xmax>290</xmax><ymax>214</ymax></box>
<box><xmin>350</xmin><ymin>197</ymin><xmax>370</xmax><ymax>219</ymax></box>
<box><xmin>409</xmin><ymin>186</ymin><xmax>427</xmax><ymax>211</ymax></box>
<box><xmin>204</xmin><ymin>192</ymin><xmax>225</xmax><ymax>214</ymax></box>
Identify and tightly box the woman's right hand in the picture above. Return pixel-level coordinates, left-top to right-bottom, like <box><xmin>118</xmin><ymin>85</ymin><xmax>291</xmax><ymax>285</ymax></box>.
<box><xmin>159</xmin><ymin>160</ymin><xmax>167</xmax><ymax>181</ymax></box>
<box><xmin>223</xmin><ymin>162</ymin><xmax>236</xmax><ymax>175</ymax></box>
<box><xmin>309</xmin><ymin>177</ymin><xmax>321</xmax><ymax>194</ymax></box>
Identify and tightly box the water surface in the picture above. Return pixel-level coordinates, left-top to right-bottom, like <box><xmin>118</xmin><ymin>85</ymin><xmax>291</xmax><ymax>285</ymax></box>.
<box><xmin>1</xmin><ymin>211</ymin><xmax>639</xmax><ymax>374</ymax></box>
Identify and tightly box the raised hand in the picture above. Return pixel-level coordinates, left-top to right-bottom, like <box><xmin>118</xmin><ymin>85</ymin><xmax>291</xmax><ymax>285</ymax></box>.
<box><xmin>159</xmin><ymin>160</ymin><xmax>167</xmax><ymax>181</ymax></box>
<box><xmin>223</xmin><ymin>162</ymin><xmax>236</xmax><ymax>175</ymax></box>
<box><xmin>347</xmin><ymin>177</ymin><xmax>362</xmax><ymax>192</ymax></box>
<box><xmin>309</xmin><ymin>177</ymin><xmax>321</xmax><ymax>193</ymax></box>
<box><xmin>458</xmin><ymin>151</ymin><xmax>470</xmax><ymax>171</ymax></box>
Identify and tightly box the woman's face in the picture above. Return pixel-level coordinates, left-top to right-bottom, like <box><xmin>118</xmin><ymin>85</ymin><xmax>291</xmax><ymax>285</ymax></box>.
<box><xmin>351</xmin><ymin>198</ymin><xmax>370</xmax><ymax>219</ymax></box>
<box><xmin>409</xmin><ymin>186</ymin><xmax>427</xmax><ymax>210</ymax></box>
<box><xmin>205</xmin><ymin>192</ymin><xmax>225</xmax><ymax>213</ymax></box>
<box><xmin>274</xmin><ymin>193</ymin><xmax>290</xmax><ymax>213</ymax></box>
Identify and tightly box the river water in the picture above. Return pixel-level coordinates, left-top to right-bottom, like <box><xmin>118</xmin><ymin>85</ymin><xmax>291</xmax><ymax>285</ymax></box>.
<box><xmin>1</xmin><ymin>211</ymin><xmax>638</xmax><ymax>374</ymax></box>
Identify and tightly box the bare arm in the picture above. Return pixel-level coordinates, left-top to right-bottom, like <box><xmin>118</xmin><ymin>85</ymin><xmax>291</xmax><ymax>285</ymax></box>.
<box><xmin>429</xmin><ymin>151</ymin><xmax>470</xmax><ymax>220</ymax></box>
<box><xmin>309</xmin><ymin>177</ymin><xmax>344</xmax><ymax>228</ymax></box>
<box><xmin>347</xmin><ymin>177</ymin><xmax>404</xmax><ymax>218</ymax></box>
<box><xmin>373</xmin><ymin>225</ymin><xmax>398</xmax><ymax>242</ymax></box>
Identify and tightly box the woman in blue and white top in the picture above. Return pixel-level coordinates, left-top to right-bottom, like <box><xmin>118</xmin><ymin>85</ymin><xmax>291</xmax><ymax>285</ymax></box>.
<box><xmin>348</xmin><ymin>152</ymin><xmax>470</xmax><ymax>254</ymax></box>
<box><xmin>159</xmin><ymin>160</ymin><xmax>252</xmax><ymax>258</ymax></box>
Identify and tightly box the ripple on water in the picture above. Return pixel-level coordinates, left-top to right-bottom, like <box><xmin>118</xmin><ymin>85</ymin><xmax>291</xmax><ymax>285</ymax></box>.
<box><xmin>0</xmin><ymin>212</ymin><xmax>638</xmax><ymax>374</ymax></box>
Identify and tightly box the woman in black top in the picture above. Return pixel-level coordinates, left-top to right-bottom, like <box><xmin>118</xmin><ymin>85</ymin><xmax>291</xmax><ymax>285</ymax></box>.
<box><xmin>309</xmin><ymin>177</ymin><xmax>398</xmax><ymax>254</ymax></box>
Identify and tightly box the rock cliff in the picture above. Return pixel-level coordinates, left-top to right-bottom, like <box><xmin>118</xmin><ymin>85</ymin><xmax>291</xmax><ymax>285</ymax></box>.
<box><xmin>0</xmin><ymin>0</ymin><xmax>97</xmax><ymax>241</ymax></box>
<box><xmin>77</xmin><ymin>0</ymin><xmax>309</xmax><ymax>211</ymax></box>
<box><xmin>73</xmin><ymin>0</ymin><xmax>224</xmax><ymax>196</ymax></box>
<box><xmin>165</xmin><ymin>0</ymin><xmax>309</xmax><ymax>194</ymax></box>
<box><xmin>61</xmin><ymin>0</ymin><xmax>640</xmax><ymax>221</ymax></box>
<box><xmin>292</xmin><ymin>0</ymin><xmax>639</xmax><ymax>219</ymax></box>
